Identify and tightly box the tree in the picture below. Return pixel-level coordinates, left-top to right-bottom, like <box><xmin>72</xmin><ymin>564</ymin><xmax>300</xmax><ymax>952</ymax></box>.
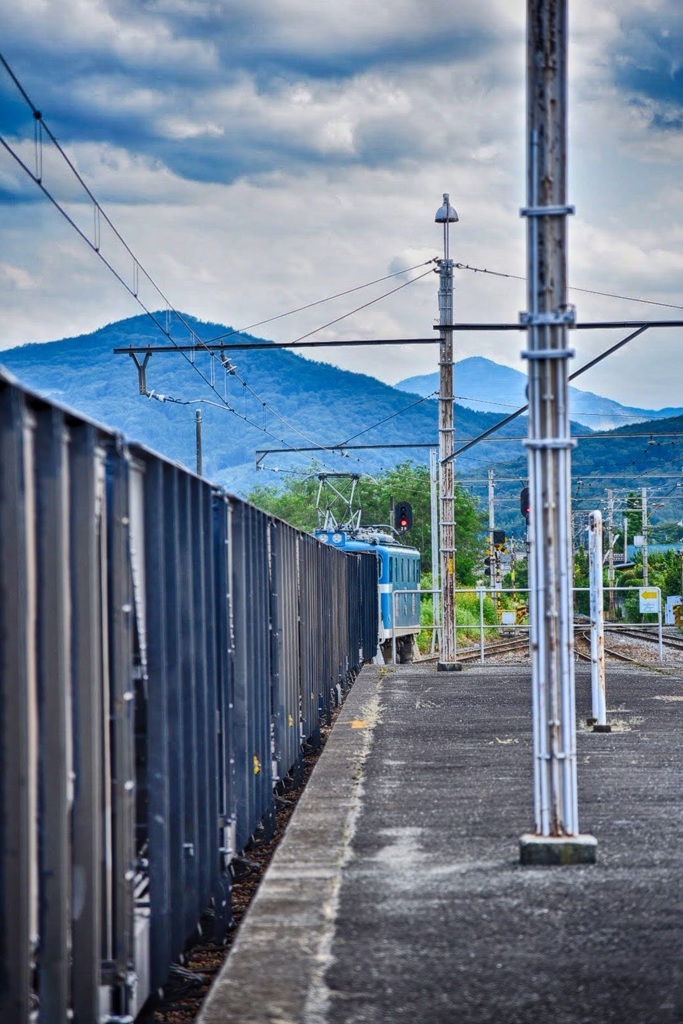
<box><xmin>622</xmin><ymin>491</ymin><xmax>645</xmax><ymax>551</ymax></box>
<box><xmin>573</xmin><ymin>547</ymin><xmax>590</xmax><ymax>616</ymax></box>
<box><xmin>248</xmin><ymin>472</ymin><xmax>321</xmax><ymax>533</ymax></box>
<box><xmin>247</xmin><ymin>461</ymin><xmax>486</xmax><ymax>584</ymax></box>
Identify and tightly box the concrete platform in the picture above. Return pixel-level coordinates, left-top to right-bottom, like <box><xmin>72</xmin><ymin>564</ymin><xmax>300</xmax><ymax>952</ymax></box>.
<box><xmin>197</xmin><ymin>661</ymin><xmax>683</xmax><ymax>1024</ymax></box>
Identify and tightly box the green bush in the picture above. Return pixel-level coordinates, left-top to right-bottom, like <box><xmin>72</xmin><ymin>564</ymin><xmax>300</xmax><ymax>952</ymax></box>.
<box><xmin>416</xmin><ymin>579</ymin><xmax>502</xmax><ymax>653</ymax></box>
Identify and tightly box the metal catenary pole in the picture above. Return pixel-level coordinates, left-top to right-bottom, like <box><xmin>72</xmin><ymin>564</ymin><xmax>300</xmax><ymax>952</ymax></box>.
<box><xmin>430</xmin><ymin>448</ymin><xmax>441</xmax><ymax>655</ymax></box>
<box><xmin>488</xmin><ymin>469</ymin><xmax>497</xmax><ymax>596</ymax></box>
<box><xmin>520</xmin><ymin>0</ymin><xmax>596</xmax><ymax>864</ymax></box>
<box><xmin>195</xmin><ymin>409</ymin><xmax>203</xmax><ymax>476</ymax></box>
<box><xmin>588</xmin><ymin>511</ymin><xmax>609</xmax><ymax>731</ymax></box>
<box><xmin>641</xmin><ymin>486</ymin><xmax>649</xmax><ymax>586</ymax></box>
<box><xmin>607</xmin><ymin>490</ymin><xmax>615</xmax><ymax>617</ymax></box>
<box><xmin>435</xmin><ymin>194</ymin><xmax>460</xmax><ymax>670</ymax></box>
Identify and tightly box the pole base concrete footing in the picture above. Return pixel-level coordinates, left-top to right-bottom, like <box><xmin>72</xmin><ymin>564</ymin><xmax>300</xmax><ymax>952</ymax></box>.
<box><xmin>593</xmin><ymin>723</ymin><xmax>612</xmax><ymax>733</ymax></box>
<box><xmin>437</xmin><ymin>662</ymin><xmax>464</xmax><ymax>672</ymax></box>
<box><xmin>519</xmin><ymin>833</ymin><xmax>598</xmax><ymax>866</ymax></box>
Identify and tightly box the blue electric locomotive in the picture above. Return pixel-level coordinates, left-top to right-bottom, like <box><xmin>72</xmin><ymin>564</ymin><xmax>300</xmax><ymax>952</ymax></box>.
<box><xmin>316</xmin><ymin>527</ymin><xmax>421</xmax><ymax>662</ymax></box>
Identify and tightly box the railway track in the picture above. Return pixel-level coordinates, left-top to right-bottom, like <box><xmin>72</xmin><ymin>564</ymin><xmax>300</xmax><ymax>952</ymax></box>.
<box><xmin>456</xmin><ymin>633</ymin><xmax>531</xmax><ymax>662</ymax></box>
<box><xmin>422</xmin><ymin>625</ymin><xmax>683</xmax><ymax>665</ymax></box>
<box><xmin>605</xmin><ymin>626</ymin><xmax>683</xmax><ymax>653</ymax></box>
<box><xmin>574</xmin><ymin>631</ymin><xmax>645</xmax><ymax>665</ymax></box>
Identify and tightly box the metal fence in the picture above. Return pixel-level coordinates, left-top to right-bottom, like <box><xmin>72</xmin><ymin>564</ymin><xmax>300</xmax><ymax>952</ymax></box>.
<box><xmin>413</xmin><ymin>585</ymin><xmax>666</xmax><ymax>665</ymax></box>
<box><xmin>0</xmin><ymin>368</ymin><xmax>378</xmax><ymax>1023</ymax></box>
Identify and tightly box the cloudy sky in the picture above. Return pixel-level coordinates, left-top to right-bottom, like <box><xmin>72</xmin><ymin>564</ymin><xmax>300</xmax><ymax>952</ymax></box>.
<box><xmin>1</xmin><ymin>0</ymin><xmax>682</xmax><ymax>409</ymax></box>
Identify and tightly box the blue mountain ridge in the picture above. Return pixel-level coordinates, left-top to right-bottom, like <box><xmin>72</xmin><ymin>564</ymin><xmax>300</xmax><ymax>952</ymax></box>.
<box><xmin>3</xmin><ymin>314</ymin><xmax>683</xmax><ymax>536</ymax></box>
<box><xmin>0</xmin><ymin>313</ymin><xmax>535</xmax><ymax>495</ymax></box>
<box><xmin>396</xmin><ymin>357</ymin><xmax>683</xmax><ymax>431</ymax></box>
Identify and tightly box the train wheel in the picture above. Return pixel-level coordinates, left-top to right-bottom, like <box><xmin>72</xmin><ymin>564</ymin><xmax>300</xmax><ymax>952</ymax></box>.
<box><xmin>399</xmin><ymin>637</ymin><xmax>414</xmax><ymax>664</ymax></box>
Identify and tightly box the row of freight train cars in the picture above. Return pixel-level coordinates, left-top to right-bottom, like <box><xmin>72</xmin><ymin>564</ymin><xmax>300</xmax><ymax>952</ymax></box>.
<box><xmin>0</xmin><ymin>368</ymin><xmax>419</xmax><ymax>1023</ymax></box>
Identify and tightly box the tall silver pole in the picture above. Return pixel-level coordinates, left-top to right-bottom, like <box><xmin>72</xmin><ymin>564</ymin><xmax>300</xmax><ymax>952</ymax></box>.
<box><xmin>607</xmin><ymin>490</ymin><xmax>615</xmax><ymax>618</ymax></box>
<box><xmin>430</xmin><ymin>449</ymin><xmax>441</xmax><ymax>656</ymax></box>
<box><xmin>641</xmin><ymin>486</ymin><xmax>649</xmax><ymax>586</ymax></box>
<box><xmin>588</xmin><ymin>511</ymin><xmax>609</xmax><ymax>731</ymax></box>
<box><xmin>488</xmin><ymin>469</ymin><xmax>496</xmax><ymax>596</ymax></box>
<box><xmin>520</xmin><ymin>0</ymin><xmax>596</xmax><ymax>864</ymax></box>
<box><xmin>435</xmin><ymin>194</ymin><xmax>460</xmax><ymax>671</ymax></box>
<box><xmin>195</xmin><ymin>409</ymin><xmax>203</xmax><ymax>477</ymax></box>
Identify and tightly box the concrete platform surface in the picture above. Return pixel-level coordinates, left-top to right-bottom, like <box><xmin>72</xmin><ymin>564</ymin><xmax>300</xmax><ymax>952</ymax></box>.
<box><xmin>197</xmin><ymin>661</ymin><xmax>683</xmax><ymax>1024</ymax></box>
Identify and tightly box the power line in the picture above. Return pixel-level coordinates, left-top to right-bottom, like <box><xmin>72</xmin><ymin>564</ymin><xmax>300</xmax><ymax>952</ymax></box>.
<box><xmin>4</xmin><ymin>51</ymin><xmax>683</xmax><ymax>484</ymax></box>
<box><xmin>203</xmin><ymin>260</ymin><xmax>437</xmax><ymax>345</ymax></box>
<box><xmin>0</xmin><ymin>52</ymin><xmax>424</xmax><ymax>477</ymax></box>
<box><xmin>443</xmin><ymin>324</ymin><xmax>652</xmax><ymax>463</ymax></box>
<box><xmin>254</xmin><ymin>429</ymin><xmax>683</xmax><ymax>466</ymax></box>
<box><xmin>283</xmin><ymin>268</ymin><xmax>434</xmax><ymax>345</ymax></box>
<box><xmin>337</xmin><ymin>391</ymin><xmax>438</xmax><ymax>446</ymax></box>
<box><xmin>454</xmin><ymin>261</ymin><xmax>683</xmax><ymax>312</ymax></box>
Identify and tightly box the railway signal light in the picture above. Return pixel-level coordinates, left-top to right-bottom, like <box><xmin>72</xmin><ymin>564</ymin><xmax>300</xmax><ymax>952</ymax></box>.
<box><xmin>395</xmin><ymin>500</ymin><xmax>413</xmax><ymax>532</ymax></box>
<box><xmin>520</xmin><ymin>485</ymin><xmax>530</xmax><ymax>522</ymax></box>
<box><xmin>493</xmin><ymin>529</ymin><xmax>506</xmax><ymax>550</ymax></box>
<box><xmin>484</xmin><ymin>555</ymin><xmax>493</xmax><ymax>577</ymax></box>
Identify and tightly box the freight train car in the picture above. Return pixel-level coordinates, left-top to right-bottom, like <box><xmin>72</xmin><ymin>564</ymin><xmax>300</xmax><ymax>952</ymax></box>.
<box><xmin>0</xmin><ymin>367</ymin><xmax>378</xmax><ymax>1023</ymax></box>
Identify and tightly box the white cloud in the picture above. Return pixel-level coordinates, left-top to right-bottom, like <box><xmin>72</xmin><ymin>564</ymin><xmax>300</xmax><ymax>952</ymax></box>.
<box><xmin>0</xmin><ymin>0</ymin><xmax>682</xmax><ymax>413</ymax></box>
<box><xmin>0</xmin><ymin>262</ymin><xmax>38</xmax><ymax>290</ymax></box>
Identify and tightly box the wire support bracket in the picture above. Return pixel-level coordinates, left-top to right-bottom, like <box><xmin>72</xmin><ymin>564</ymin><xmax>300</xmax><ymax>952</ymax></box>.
<box><xmin>523</xmin><ymin>438</ymin><xmax>577</xmax><ymax>451</ymax></box>
<box><xmin>520</xmin><ymin>204</ymin><xmax>575</xmax><ymax>217</ymax></box>
<box><xmin>520</xmin><ymin>308</ymin><xmax>576</xmax><ymax>327</ymax></box>
<box><xmin>129</xmin><ymin>350</ymin><xmax>152</xmax><ymax>394</ymax></box>
<box><xmin>521</xmin><ymin>348</ymin><xmax>575</xmax><ymax>360</ymax></box>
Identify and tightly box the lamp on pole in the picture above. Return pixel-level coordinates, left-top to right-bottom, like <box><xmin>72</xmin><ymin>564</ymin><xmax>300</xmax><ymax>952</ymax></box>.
<box><xmin>435</xmin><ymin>193</ymin><xmax>461</xmax><ymax>670</ymax></box>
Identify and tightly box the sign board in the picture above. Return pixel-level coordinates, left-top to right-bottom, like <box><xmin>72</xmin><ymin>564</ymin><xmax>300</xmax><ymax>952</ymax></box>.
<box><xmin>633</xmin><ymin>535</ymin><xmax>644</xmax><ymax>547</ymax></box>
<box><xmin>639</xmin><ymin>588</ymin><xmax>659</xmax><ymax>614</ymax></box>
<box><xmin>612</xmin><ymin>551</ymin><xmax>625</xmax><ymax>563</ymax></box>
<box><xmin>501</xmin><ymin>611</ymin><xmax>516</xmax><ymax>626</ymax></box>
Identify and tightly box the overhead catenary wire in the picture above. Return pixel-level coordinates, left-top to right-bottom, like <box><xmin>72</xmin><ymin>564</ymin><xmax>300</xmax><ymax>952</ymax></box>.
<box><xmin>3</xmin><ymin>51</ymin><xmax>682</xmax><ymax>484</ymax></box>
<box><xmin>443</xmin><ymin>325</ymin><xmax>651</xmax><ymax>463</ymax></box>
<box><xmin>282</xmin><ymin>267</ymin><xmax>434</xmax><ymax>346</ymax></box>
<box><xmin>0</xmin><ymin>51</ymin><xmax>424</xmax><ymax>479</ymax></box>
<box><xmin>454</xmin><ymin>261</ymin><xmax>683</xmax><ymax>313</ymax></box>
<box><xmin>337</xmin><ymin>390</ymin><xmax>438</xmax><ymax>447</ymax></box>
<box><xmin>204</xmin><ymin>259</ymin><xmax>437</xmax><ymax>345</ymax></box>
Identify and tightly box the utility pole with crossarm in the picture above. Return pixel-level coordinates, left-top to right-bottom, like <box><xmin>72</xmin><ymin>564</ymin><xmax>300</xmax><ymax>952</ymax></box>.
<box><xmin>435</xmin><ymin>194</ymin><xmax>461</xmax><ymax>671</ymax></box>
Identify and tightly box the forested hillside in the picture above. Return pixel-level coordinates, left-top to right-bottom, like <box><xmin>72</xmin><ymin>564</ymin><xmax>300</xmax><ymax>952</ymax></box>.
<box><xmin>0</xmin><ymin>312</ymin><xmax>529</xmax><ymax>494</ymax></box>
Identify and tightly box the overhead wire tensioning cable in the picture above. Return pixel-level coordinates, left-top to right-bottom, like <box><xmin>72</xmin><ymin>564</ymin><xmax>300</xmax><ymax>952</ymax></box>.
<box><xmin>337</xmin><ymin>390</ymin><xmax>438</xmax><ymax>447</ymax></box>
<box><xmin>205</xmin><ymin>259</ymin><xmax>437</xmax><ymax>345</ymax></box>
<box><xmin>454</xmin><ymin>261</ymin><xmax>683</xmax><ymax>312</ymax></box>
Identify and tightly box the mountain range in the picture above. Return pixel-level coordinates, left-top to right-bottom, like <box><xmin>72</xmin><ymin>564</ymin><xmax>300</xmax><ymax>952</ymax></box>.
<box><xmin>0</xmin><ymin>313</ymin><xmax>528</xmax><ymax>495</ymax></box>
<box><xmin>397</xmin><ymin>357</ymin><xmax>683</xmax><ymax>431</ymax></box>
<box><xmin>1</xmin><ymin>315</ymin><xmax>682</xmax><ymax>532</ymax></box>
